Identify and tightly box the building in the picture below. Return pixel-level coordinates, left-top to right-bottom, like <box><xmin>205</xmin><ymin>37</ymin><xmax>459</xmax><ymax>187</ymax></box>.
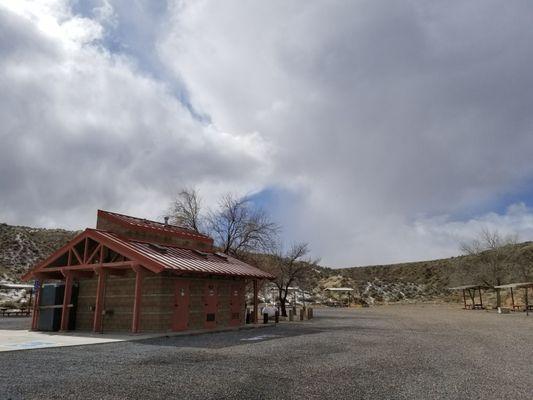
<box><xmin>22</xmin><ymin>210</ymin><xmax>274</xmax><ymax>333</ymax></box>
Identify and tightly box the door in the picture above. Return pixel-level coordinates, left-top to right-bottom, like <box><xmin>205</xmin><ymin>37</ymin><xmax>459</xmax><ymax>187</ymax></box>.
<box><xmin>203</xmin><ymin>282</ymin><xmax>218</xmax><ymax>329</ymax></box>
<box><xmin>229</xmin><ymin>282</ymin><xmax>244</xmax><ymax>326</ymax></box>
<box><xmin>172</xmin><ymin>280</ymin><xmax>190</xmax><ymax>331</ymax></box>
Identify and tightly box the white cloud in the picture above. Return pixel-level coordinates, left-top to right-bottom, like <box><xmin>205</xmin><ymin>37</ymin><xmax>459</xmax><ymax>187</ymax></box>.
<box><xmin>158</xmin><ymin>0</ymin><xmax>533</xmax><ymax>265</ymax></box>
<box><xmin>0</xmin><ymin>1</ymin><xmax>270</xmax><ymax>229</ymax></box>
<box><xmin>3</xmin><ymin>1</ymin><xmax>533</xmax><ymax>266</ymax></box>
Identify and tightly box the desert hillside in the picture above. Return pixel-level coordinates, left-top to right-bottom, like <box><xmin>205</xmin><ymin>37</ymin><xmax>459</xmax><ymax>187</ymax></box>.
<box><xmin>0</xmin><ymin>223</ymin><xmax>77</xmax><ymax>283</ymax></box>
<box><xmin>1</xmin><ymin>222</ymin><xmax>532</xmax><ymax>306</ymax></box>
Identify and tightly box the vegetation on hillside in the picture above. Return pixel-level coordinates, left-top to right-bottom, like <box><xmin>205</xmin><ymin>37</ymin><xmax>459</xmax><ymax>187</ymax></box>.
<box><xmin>1</xmin><ymin>219</ymin><xmax>533</xmax><ymax>307</ymax></box>
<box><xmin>0</xmin><ymin>223</ymin><xmax>77</xmax><ymax>282</ymax></box>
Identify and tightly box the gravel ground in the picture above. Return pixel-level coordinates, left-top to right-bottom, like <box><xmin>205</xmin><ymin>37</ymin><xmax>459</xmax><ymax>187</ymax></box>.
<box><xmin>0</xmin><ymin>317</ymin><xmax>31</xmax><ymax>330</ymax></box>
<box><xmin>1</xmin><ymin>305</ymin><xmax>532</xmax><ymax>400</ymax></box>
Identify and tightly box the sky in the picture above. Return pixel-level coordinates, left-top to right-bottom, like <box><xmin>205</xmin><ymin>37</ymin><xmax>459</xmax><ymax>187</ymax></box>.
<box><xmin>2</xmin><ymin>0</ymin><xmax>533</xmax><ymax>267</ymax></box>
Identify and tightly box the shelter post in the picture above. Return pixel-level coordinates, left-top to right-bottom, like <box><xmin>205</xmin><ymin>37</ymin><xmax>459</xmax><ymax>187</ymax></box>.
<box><xmin>462</xmin><ymin>290</ymin><xmax>467</xmax><ymax>309</ymax></box>
<box><xmin>131</xmin><ymin>265</ymin><xmax>143</xmax><ymax>333</ymax></box>
<box><xmin>478</xmin><ymin>289</ymin><xmax>483</xmax><ymax>308</ymax></box>
<box><xmin>253</xmin><ymin>279</ymin><xmax>258</xmax><ymax>324</ymax></box>
<box><xmin>93</xmin><ymin>268</ymin><xmax>107</xmax><ymax>333</ymax></box>
<box><xmin>60</xmin><ymin>272</ymin><xmax>74</xmax><ymax>331</ymax></box>
<box><xmin>31</xmin><ymin>279</ymin><xmax>43</xmax><ymax>330</ymax></box>
<box><xmin>510</xmin><ymin>287</ymin><xmax>515</xmax><ymax>310</ymax></box>
<box><xmin>526</xmin><ymin>287</ymin><xmax>529</xmax><ymax>317</ymax></box>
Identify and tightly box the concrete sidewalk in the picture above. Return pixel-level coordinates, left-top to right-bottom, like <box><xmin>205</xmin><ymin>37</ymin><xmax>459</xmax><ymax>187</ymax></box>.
<box><xmin>0</xmin><ymin>323</ymin><xmax>273</xmax><ymax>352</ymax></box>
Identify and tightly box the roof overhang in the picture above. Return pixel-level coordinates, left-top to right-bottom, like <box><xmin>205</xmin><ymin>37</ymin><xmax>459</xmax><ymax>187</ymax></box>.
<box><xmin>494</xmin><ymin>282</ymin><xmax>533</xmax><ymax>289</ymax></box>
<box><xmin>448</xmin><ymin>285</ymin><xmax>492</xmax><ymax>290</ymax></box>
<box><xmin>22</xmin><ymin>228</ymin><xmax>275</xmax><ymax>282</ymax></box>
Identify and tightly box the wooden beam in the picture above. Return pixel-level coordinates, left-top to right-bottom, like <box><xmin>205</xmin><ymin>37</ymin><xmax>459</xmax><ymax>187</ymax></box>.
<box><xmin>43</xmin><ymin>261</ymin><xmax>135</xmax><ymax>272</ymax></box>
<box><xmin>131</xmin><ymin>265</ymin><xmax>144</xmax><ymax>333</ymax></box>
<box><xmin>86</xmin><ymin>244</ymin><xmax>102</xmax><ymax>265</ymax></box>
<box><xmin>107</xmin><ymin>269</ymin><xmax>128</xmax><ymax>276</ymax></box>
<box><xmin>72</xmin><ymin>247</ymin><xmax>83</xmax><ymax>265</ymax></box>
<box><xmin>60</xmin><ymin>273</ymin><xmax>74</xmax><ymax>331</ymax></box>
<box><xmin>93</xmin><ymin>268</ymin><xmax>107</xmax><ymax>333</ymax></box>
<box><xmin>83</xmin><ymin>238</ymin><xmax>89</xmax><ymax>264</ymax></box>
<box><xmin>31</xmin><ymin>282</ymin><xmax>42</xmax><ymax>330</ymax></box>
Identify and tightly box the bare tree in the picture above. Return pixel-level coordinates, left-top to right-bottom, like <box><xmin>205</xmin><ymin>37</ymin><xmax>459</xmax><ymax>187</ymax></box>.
<box><xmin>169</xmin><ymin>188</ymin><xmax>203</xmax><ymax>232</ymax></box>
<box><xmin>264</xmin><ymin>243</ymin><xmax>317</xmax><ymax>317</ymax></box>
<box><xmin>207</xmin><ymin>193</ymin><xmax>280</xmax><ymax>256</ymax></box>
<box><xmin>460</xmin><ymin>228</ymin><xmax>518</xmax><ymax>307</ymax></box>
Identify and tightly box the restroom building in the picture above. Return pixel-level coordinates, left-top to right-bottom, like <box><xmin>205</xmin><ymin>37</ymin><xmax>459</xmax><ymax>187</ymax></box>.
<box><xmin>23</xmin><ymin>210</ymin><xmax>273</xmax><ymax>333</ymax></box>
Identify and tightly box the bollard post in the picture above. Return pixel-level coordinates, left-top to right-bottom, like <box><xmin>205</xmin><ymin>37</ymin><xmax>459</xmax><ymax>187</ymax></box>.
<box><xmin>263</xmin><ymin>312</ymin><xmax>269</xmax><ymax>324</ymax></box>
<box><xmin>275</xmin><ymin>310</ymin><xmax>279</xmax><ymax>323</ymax></box>
<box><xmin>299</xmin><ymin>308</ymin><xmax>304</xmax><ymax>321</ymax></box>
<box><xmin>289</xmin><ymin>309</ymin><xmax>294</xmax><ymax>322</ymax></box>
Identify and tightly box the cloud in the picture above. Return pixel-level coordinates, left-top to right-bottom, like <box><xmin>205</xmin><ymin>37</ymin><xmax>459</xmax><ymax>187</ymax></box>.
<box><xmin>156</xmin><ymin>0</ymin><xmax>533</xmax><ymax>265</ymax></box>
<box><xmin>2</xmin><ymin>1</ymin><xmax>533</xmax><ymax>266</ymax></box>
<box><xmin>0</xmin><ymin>2</ymin><xmax>270</xmax><ymax>229</ymax></box>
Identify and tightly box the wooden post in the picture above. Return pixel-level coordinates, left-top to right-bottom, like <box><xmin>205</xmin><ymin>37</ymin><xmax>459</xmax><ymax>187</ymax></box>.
<box><xmin>479</xmin><ymin>288</ymin><xmax>483</xmax><ymax>309</ymax></box>
<box><xmin>131</xmin><ymin>265</ymin><xmax>143</xmax><ymax>333</ymax></box>
<box><xmin>510</xmin><ymin>287</ymin><xmax>515</xmax><ymax>310</ymax></box>
<box><xmin>31</xmin><ymin>281</ymin><xmax>43</xmax><ymax>331</ymax></box>
<box><xmin>462</xmin><ymin>289</ymin><xmax>467</xmax><ymax>310</ymax></box>
<box><xmin>93</xmin><ymin>268</ymin><xmax>107</xmax><ymax>333</ymax></box>
<box><xmin>525</xmin><ymin>287</ymin><xmax>529</xmax><ymax>317</ymax></box>
<box><xmin>60</xmin><ymin>272</ymin><xmax>74</xmax><ymax>331</ymax></box>
<box><xmin>467</xmin><ymin>289</ymin><xmax>475</xmax><ymax>308</ymax></box>
<box><xmin>253</xmin><ymin>279</ymin><xmax>258</xmax><ymax>324</ymax></box>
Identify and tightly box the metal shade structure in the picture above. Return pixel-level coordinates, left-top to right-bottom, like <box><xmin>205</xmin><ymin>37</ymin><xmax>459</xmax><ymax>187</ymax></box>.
<box><xmin>448</xmin><ymin>285</ymin><xmax>491</xmax><ymax>310</ymax></box>
<box><xmin>494</xmin><ymin>282</ymin><xmax>533</xmax><ymax>316</ymax></box>
<box><xmin>325</xmin><ymin>287</ymin><xmax>355</xmax><ymax>306</ymax></box>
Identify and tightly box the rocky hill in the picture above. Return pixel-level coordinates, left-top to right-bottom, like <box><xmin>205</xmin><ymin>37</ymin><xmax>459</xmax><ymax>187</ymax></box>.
<box><xmin>1</xmin><ymin>222</ymin><xmax>532</xmax><ymax>307</ymax></box>
<box><xmin>0</xmin><ymin>223</ymin><xmax>77</xmax><ymax>283</ymax></box>
<box><xmin>316</xmin><ymin>242</ymin><xmax>533</xmax><ymax>305</ymax></box>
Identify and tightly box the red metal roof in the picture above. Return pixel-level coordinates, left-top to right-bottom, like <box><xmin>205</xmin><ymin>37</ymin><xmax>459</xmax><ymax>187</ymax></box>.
<box><xmin>90</xmin><ymin>229</ymin><xmax>274</xmax><ymax>279</ymax></box>
<box><xmin>98</xmin><ymin>210</ymin><xmax>212</xmax><ymax>244</ymax></box>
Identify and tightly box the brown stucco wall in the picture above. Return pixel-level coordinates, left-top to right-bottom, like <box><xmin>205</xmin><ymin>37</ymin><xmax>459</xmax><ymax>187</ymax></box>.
<box><xmin>100</xmin><ymin>271</ymin><xmax>136</xmax><ymax>332</ymax></box>
<box><xmin>74</xmin><ymin>272</ymin><xmax>246</xmax><ymax>333</ymax></box>
<box><xmin>75</xmin><ymin>276</ymin><xmax>97</xmax><ymax>331</ymax></box>
<box><xmin>154</xmin><ymin>276</ymin><xmax>243</xmax><ymax>331</ymax></box>
<box><xmin>139</xmin><ymin>274</ymin><xmax>173</xmax><ymax>332</ymax></box>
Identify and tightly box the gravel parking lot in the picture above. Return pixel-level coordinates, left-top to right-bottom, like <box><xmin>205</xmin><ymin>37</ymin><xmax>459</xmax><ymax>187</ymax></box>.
<box><xmin>0</xmin><ymin>316</ymin><xmax>30</xmax><ymax>330</ymax></box>
<box><xmin>1</xmin><ymin>305</ymin><xmax>532</xmax><ymax>400</ymax></box>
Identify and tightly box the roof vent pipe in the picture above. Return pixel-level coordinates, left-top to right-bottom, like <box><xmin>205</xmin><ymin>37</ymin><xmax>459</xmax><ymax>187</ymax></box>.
<box><xmin>164</xmin><ymin>216</ymin><xmax>169</xmax><ymax>225</ymax></box>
